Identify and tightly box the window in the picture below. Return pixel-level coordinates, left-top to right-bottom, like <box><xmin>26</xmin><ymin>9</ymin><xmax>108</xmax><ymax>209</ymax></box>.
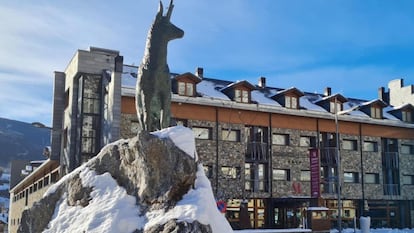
<box><xmin>245</xmin><ymin>163</ymin><xmax>268</xmax><ymax>192</ymax></box>
<box><xmin>371</xmin><ymin>106</ymin><xmax>382</xmax><ymax>119</ymax></box>
<box><xmin>221</xmin><ymin>166</ymin><xmax>240</xmax><ymax>179</ymax></box>
<box><xmin>222</xmin><ymin>129</ymin><xmax>240</xmax><ymax>142</ymax></box>
<box><xmin>38</xmin><ymin>179</ymin><xmax>43</xmax><ymax>189</ymax></box>
<box><xmin>192</xmin><ymin>127</ymin><xmax>212</xmax><ymax>140</ymax></box>
<box><xmin>272</xmin><ymin>134</ymin><xmax>289</xmax><ymax>145</ymax></box>
<box><xmin>285</xmin><ymin>96</ymin><xmax>298</xmax><ymax>109</ymax></box>
<box><xmin>365</xmin><ymin>173</ymin><xmax>379</xmax><ymax>184</ymax></box>
<box><xmin>363</xmin><ymin>141</ymin><xmax>378</xmax><ymax>152</ymax></box>
<box><xmin>300</xmin><ymin>136</ymin><xmax>317</xmax><ymax>147</ymax></box>
<box><xmin>343</xmin><ymin>139</ymin><xmax>357</xmax><ymax>150</ymax></box>
<box><xmin>403</xmin><ymin>175</ymin><xmax>414</xmax><ymax>185</ymax></box>
<box><xmin>300</xmin><ymin>170</ymin><xmax>310</xmax><ymax>181</ymax></box>
<box><xmin>273</xmin><ymin>169</ymin><xmax>290</xmax><ymax>181</ymax></box>
<box><xmin>178</xmin><ymin>81</ymin><xmax>194</xmax><ymax>96</ymax></box>
<box><xmin>81</xmin><ymin>115</ymin><xmax>98</xmax><ymax>153</ymax></box>
<box><xmin>344</xmin><ymin>172</ymin><xmax>359</xmax><ymax>183</ymax></box>
<box><xmin>44</xmin><ymin>176</ymin><xmax>49</xmax><ymax>186</ymax></box>
<box><xmin>64</xmin><ymin>89</ymin><xmax>70</xmax><ymax>109</ymax></box>
<box><xmin>401</xmin><ymin>144</ymin><xmax>414</xmax><ymax>154</ymax></box>
<box><xmin>235</xmin><ymin>89</ymin><xmax>249</xmax><ymax>103</ymax></box>
<box><xmin>402</xmin><ymin>110</ymin><xmax>412</xmax><ymax>123</ymax></box>
<box><xmin>330</xmin><ymin>101</ymin><xmax>342</xmax><ymax>114</ymax></box>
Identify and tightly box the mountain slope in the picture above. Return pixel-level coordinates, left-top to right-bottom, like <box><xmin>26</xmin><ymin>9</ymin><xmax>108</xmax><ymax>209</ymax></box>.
<box><xmin>0</xmin><ymin>117</ymin><xmax>51</xmax><ymax>168</ymax></box>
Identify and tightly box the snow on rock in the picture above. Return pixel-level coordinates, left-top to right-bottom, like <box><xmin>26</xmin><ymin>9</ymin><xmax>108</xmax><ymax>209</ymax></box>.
<box><xmin>145</xmin><ymin>164</ymin><xmax>233</xmax><ymax>233</ymax></box>
<box><xmin>151</xmin><ymin>126</ymin><xmax>197</xmax><ymax>160</ymax></box>
<box><xmin>44</xmin><ymin>168</ymin><xmax>143</xmax><ymax>233</ymax></box>
<box><xmin>19</xmin><ymin>126</ymin><xmax>232</xmax><ymax>233</ymax></box>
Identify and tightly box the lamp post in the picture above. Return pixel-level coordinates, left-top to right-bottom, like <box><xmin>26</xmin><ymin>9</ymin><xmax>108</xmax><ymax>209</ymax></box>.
<box><xmin>334</xmin><ymin>97</ymin><xmax>342</xmax><ymax>233</ymax></box>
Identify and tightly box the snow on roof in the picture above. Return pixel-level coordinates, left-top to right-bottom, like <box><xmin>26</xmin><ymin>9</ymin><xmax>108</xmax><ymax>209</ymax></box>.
<box><xmin>307</xmin><ymin>206</ymin><xmax>329</xmax><ymax>211</ymax></box>
<box><xmin>300</xmin><ymin>95</ymin><xmax>327</xmax><ymax>112</ymax></box>
<box><xmin>121</xmin><ymin>65</ymin><xmax>138</xmax><ymax>88</ymax></box>
<box><xmin>251</xmin><ymin>90</ymin><xmax>281</xmax><ymax>106</ymax></box>
<box><xmin>120</xmin><ymin>66</ymin><xmax>413</xmax><ymax>126</ymax></box>
<box><xmin>196</xmin><ymin>79</ymin><xmax>231</xmax><ymax>100</ymax></box>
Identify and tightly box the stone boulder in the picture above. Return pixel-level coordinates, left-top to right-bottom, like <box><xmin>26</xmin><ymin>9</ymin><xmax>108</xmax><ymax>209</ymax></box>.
<box><xmin>18</xmin><ymin>129</ymin><xmax>212</xmax><ymax>233</ymax></box>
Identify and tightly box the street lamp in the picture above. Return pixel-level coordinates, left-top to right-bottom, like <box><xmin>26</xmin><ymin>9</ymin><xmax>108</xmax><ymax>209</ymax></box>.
<box><xmin>334</xmin><ymin>97</ymin><xmax>342</xmax><ymax>233</ymax></box>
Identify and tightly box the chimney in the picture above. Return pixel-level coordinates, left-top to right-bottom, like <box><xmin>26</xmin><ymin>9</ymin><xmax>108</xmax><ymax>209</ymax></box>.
<box><xmin>324</xmin><ymin>87</ymin><xmax>332</xmax><ymax>96</ymax></box>
<box><xmin>258</xmin><ymin>77</ymin><xmax>266</xmax><ymax>88</ymax></box>
<box><xmin>195</xmin><ymin>67</ymin><xmax>203</xmax><ymax>78</ymax></box>
<box><xmin>378</xmin><ymin>87</ymin><xmax>389</xmax><ymax>103</ymax></box>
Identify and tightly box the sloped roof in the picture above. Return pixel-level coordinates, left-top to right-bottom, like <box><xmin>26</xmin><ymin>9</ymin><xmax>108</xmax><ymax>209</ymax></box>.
<box><xmin>120</xmin><ymin>65</ymin><xmax>413</xmax><ymax>125</ymax></box>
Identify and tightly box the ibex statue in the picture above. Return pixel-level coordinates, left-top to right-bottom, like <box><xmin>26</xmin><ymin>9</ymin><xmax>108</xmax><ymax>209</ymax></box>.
<box><xmin>136</xmin><ymin>0</ymin><xmax>184</xmax><ymax>132</ymax></box>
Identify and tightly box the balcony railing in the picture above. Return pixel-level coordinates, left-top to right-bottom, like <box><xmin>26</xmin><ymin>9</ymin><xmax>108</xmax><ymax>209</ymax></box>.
<box><xmin>383</xmin><ymin>183</ymin><xmax>400</xmax><ymax>196</ymax></box>
<box><xmin>246</xmin><ymin>142</ymin><xmax>268</xmax><ymax>161</ymax></box>
<box><xmin>382</xmin><ymin>152</ymin><xmax>399</xmax><ymax>169</ymax></box>
<box><xmin>320</xmin><ymin>147</ymin><xmax>338</xmax><ymax>165</ymax></box>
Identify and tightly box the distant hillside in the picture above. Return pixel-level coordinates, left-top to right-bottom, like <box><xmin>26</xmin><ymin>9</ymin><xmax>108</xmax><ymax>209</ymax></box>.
<box><xmin>0</xmin><ymin>117</ymin><xmax>51</xmax><ymax>169</ymax></box>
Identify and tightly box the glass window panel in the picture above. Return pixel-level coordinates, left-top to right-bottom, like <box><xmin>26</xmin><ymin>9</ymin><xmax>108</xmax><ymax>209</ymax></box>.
<box><xmin>291</xmin><ymin>96</ymin><xmax>297</xmax><ymax>109</ymax></box>
<box><xmin>272</xmin><ymin>134</ymin><xmax>288</xmax><ymax>145</ymax></box>
<box><xmin>344</xmin><ymin>172</ymin><xmax>358</xmax><ymax>183</ymax></box>
<box><xmin>234</xmin><ymin>90</ymin><xmax>241</xmax><ymax>102</ymax></box>
<box><xmin>343</xmin><ymin>139</ymin><xmax>357</xmax><ymax>150</ymax></box>
<box><xmin>273</xmin><ymin>169</ymin><xmax>288</xmax><ymax>181</ymax></box>
<box><xmin>403</xmin><ymin>175</ymin><xmax>414</xmax><ymax>185</ymax></box>
<box><xmin>365</xmin><ymin>173</ymin><xmax>379</xmax><ymax>184</ymax></box>
<box><xmin>285</xmin><ymin>97</ymin><xmax>291</xmax><ymax>108</ymax></box>
<box><xmin>192</xmin><ymin>127</ymin><xmax>212</xmax><ymax>140</ymax></box>
<box><xmin>363</xmin><ymin>141</ymin><xmax>377</xmax><ymax>152</ymax></box>
<box><xmin>178</xmin><ymin>82</ymin><xmax>186</xmax><ymax>95</ymax></box>
<box><xmin>401</xmin><ymin>144</ymin><xmax>414</xmax><ymax>154</ymax></box>
<box><xmin>242</xmin><ymin>90</ymin><xmax>249</xmax><ymax>103</ymax></box>
<box><xmin>186</xmin><ymin>83</ymin><xmax>194</xmax><ymax>96</ymax></box>
<box><xmin>221</xmin><ymin>166</ymin><xmax>238</xmax><ymax>179</ymax></box>
<box><xmin>222</xmin><ymin>129</ymin><xmax>240</xmax><ymax>142</ymax></box>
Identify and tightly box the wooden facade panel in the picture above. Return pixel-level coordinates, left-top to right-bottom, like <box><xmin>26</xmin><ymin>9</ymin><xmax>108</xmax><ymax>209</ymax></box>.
<box><xmin>218</xmin><ymin>108</ymin><xmax>269</xmax><ymax>126</ymax></box>
<box><xmin>272</xmin><ymin>114</ymin><xmax>317</xmax><ymax>131</ymax></box>
<box><xmin>171</xmin><ymin>103</ymin><xmax>216</xmax><ymax>122</ymax></box>
<box><xmin>121</xmin><ymin>96</ymin><xmax>136</xmax><ymax>114</ymax></box>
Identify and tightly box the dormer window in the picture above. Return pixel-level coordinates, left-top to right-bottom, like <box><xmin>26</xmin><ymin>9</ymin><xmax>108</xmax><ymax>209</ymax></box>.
<box><xmin>221</xmin><ymin>80</ymin><xmax>255</xmax><ymax>104</ymax></box>
<box><xmin>235</xmin><ymin>89</ymin><xmax>249</xmax><ymax>103</ymax></box>
<box><xmin>315</xmin><ymin>93</ymin><xmax>347</xmax><ymax>113</ymax></box>
<box><xmin>371</xmin><ymin>105</ymin><xmax>382</xmax><ymax>119</ymax></box>
<box><xmin>285</xmin><ymin>95</ymin><xmax>298</xmax><ymax>109</ymax></box>
<box><xmin>173</xmin><ymin>72</ymin><xmax>202</xmax><ymax>97</ymax></box>
<box><xmin>330</xmin><ymin>100</ymin><xmax>342</xmax><ymax>113</ymax></box>
<box><xmin>402</xmin><ymin>110</ymin><xmax>412</xmax><ymax>122</ymax></box>
<box><xmin>178</xmin><ymin>81</ymin><xmax>194</xmax><ymax>96</ymax></box>
<box><xmin>388</xmin><ymin>104</ymin><xmax>414</xmax><ymax>123</ymax></box>
<box><xmin>271</xmin><ymin>87</ymin><xmax>304</xmax><ymax>110</ymax></box>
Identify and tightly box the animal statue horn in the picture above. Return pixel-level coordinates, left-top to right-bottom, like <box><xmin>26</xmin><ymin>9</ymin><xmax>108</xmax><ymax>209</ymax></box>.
<box><xmin>136</xmin><ymin>0</ymin><xmax>184</xmax><ymax>132</ymax></box>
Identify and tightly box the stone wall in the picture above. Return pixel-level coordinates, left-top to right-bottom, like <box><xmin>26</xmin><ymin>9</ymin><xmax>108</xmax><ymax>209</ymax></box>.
<box><xmin>119</xmin><ymin>113</ymin><xmax>414</xmax><ymax>202</ymax></box>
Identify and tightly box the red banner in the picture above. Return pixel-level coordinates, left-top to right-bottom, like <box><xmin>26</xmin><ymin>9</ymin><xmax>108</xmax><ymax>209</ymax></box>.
<box><xmin>309</xmin><ymin>149</ymin><xmax>320</xmax><ymax>198</ymax></box>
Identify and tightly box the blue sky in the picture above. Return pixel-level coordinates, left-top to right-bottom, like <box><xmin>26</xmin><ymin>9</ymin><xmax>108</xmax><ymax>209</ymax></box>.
<box><xmin>1</xmin><ymin>0</ymin><xmax>414</xmax><ymax>126</ymax></box>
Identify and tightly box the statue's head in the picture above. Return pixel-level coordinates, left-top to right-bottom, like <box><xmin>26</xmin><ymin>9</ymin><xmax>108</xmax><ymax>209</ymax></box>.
<box><xmin>154</xmin><ymin>0</ymin><xmax>184</xmax><ymax>42</ymax></box>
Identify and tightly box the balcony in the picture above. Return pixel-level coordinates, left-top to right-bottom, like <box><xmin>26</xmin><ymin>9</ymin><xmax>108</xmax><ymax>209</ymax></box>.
<box><xmin>246</xmin><ymin>142</ymin><xmax>269</xmax><ymax>162</ymax></box>
<box><xmin>382</xmin><ymin>152</ymin><xmax>399</xmax><ymax>169</ymax></box>
<box><xmin>383</xmin><ymin>184</ymin><xmax>400</xmax><ymax>196</ymax></box>
<box><xmin>320</xmin><ymin>147</ymin><xmax>338</xmax><ymax>165</ymax></box>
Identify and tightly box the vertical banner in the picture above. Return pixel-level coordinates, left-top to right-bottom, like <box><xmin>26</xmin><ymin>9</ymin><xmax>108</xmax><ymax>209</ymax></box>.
<box><xmin>309</xmin><ymin>148</ymin><xmax>320</xmax><ymax>198</ymax></box>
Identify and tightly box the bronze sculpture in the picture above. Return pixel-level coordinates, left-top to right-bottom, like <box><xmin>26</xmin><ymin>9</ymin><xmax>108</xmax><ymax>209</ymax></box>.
<box><xmin>136</xmin><ymin>0</ymin><xmax>184</xmax><ymax>132</ymax></box>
